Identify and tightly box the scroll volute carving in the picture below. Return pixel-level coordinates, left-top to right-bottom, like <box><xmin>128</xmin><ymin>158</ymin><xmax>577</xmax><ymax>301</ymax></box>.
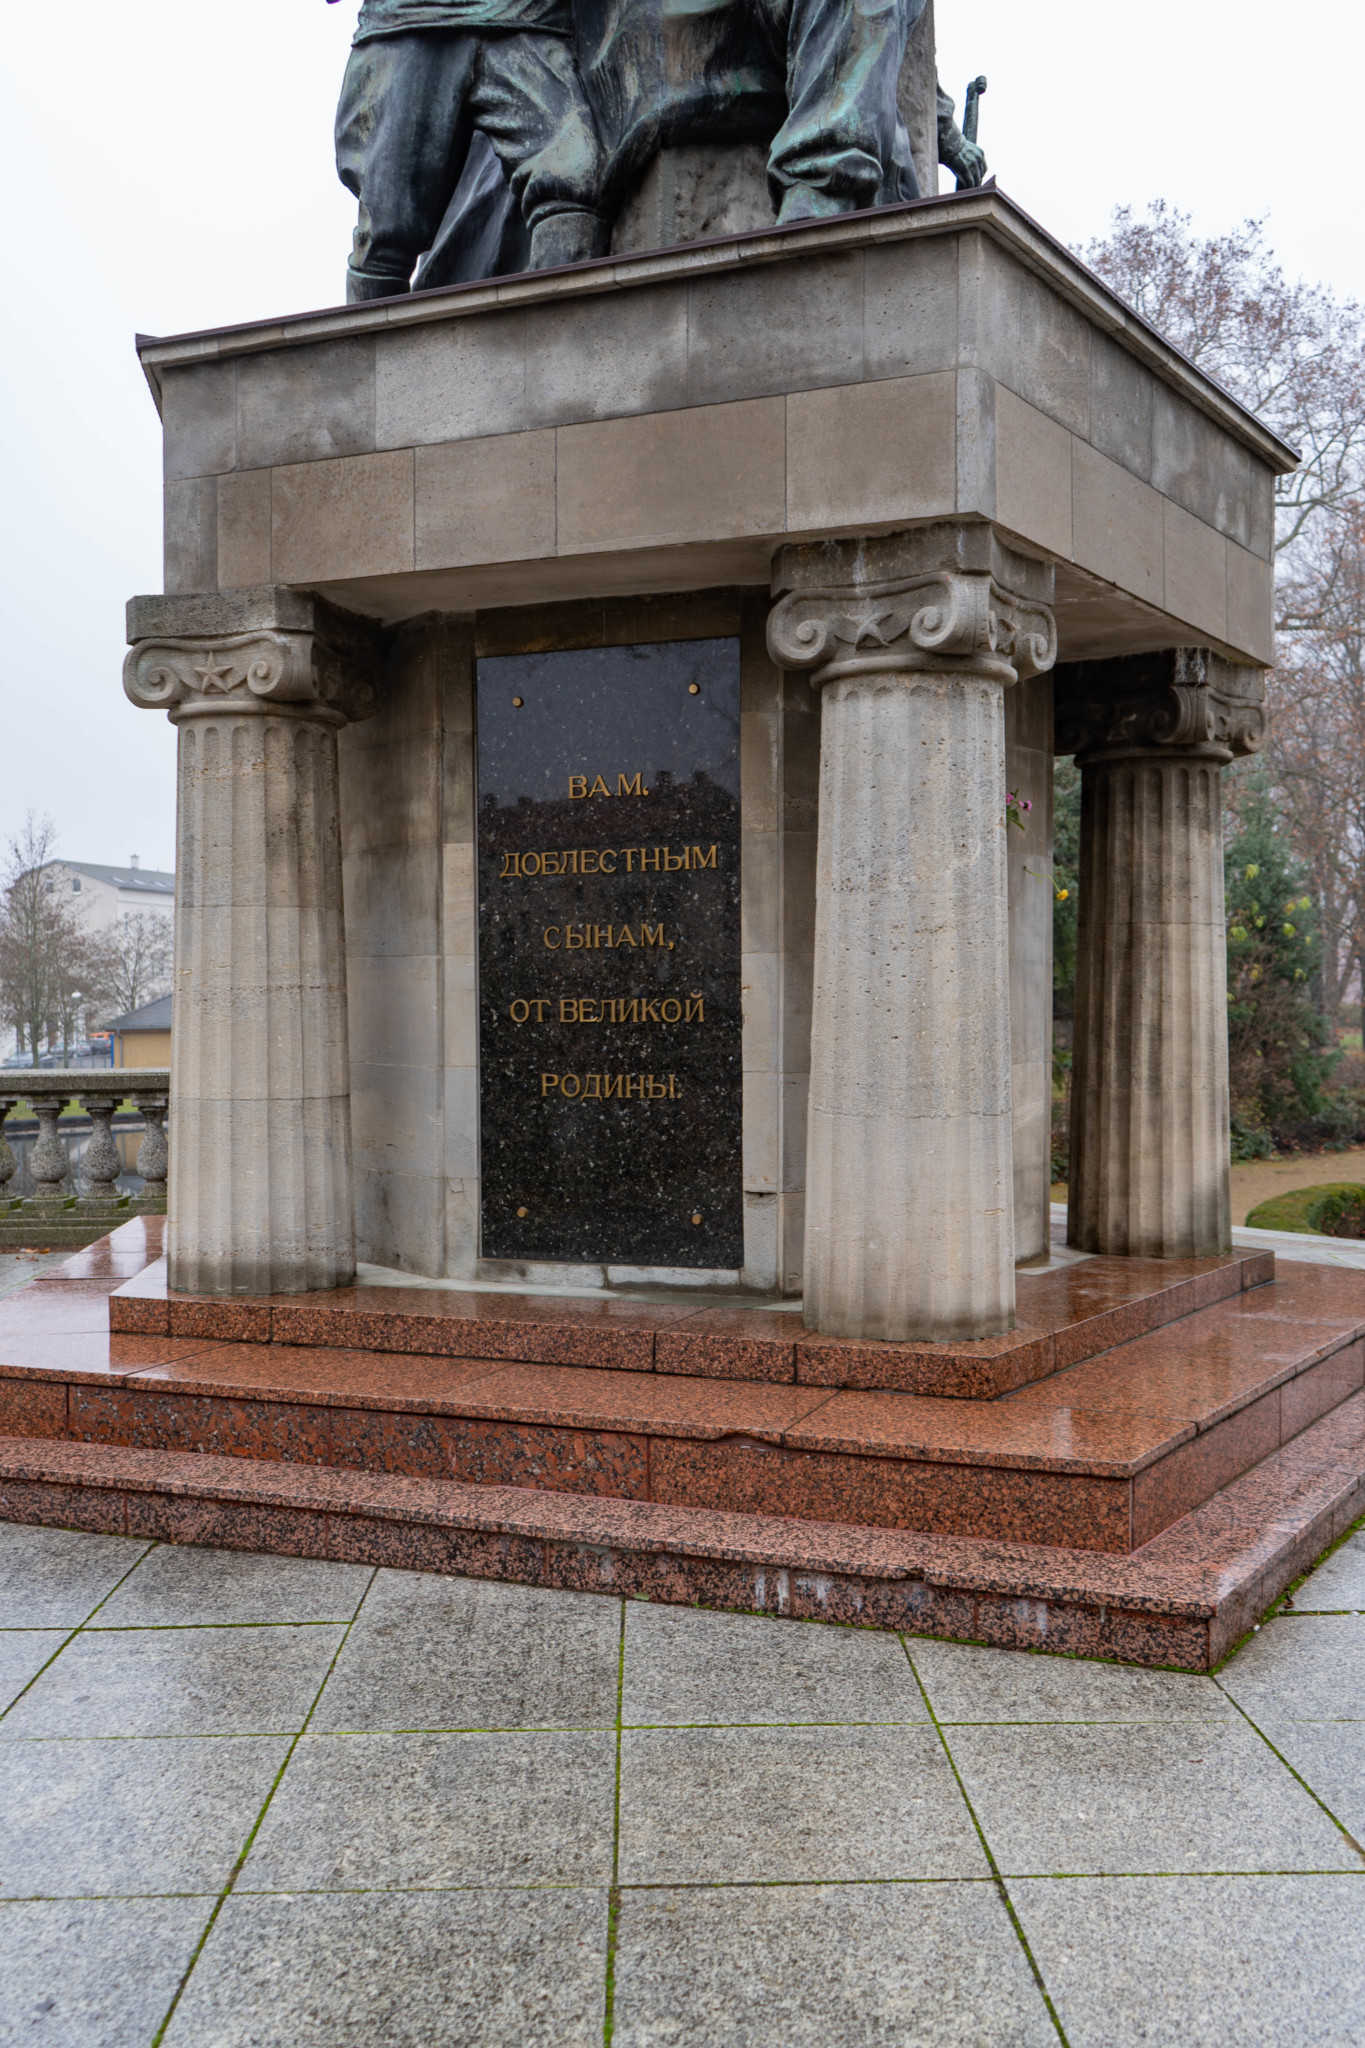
<box><xmin>1055</xmin><ymin>650</ymin><xmax>1266</xmax><ymax>764</ymax></box>
<box><xmin>767</xmin><ymin>571</ymin><xmax>1057</xmax><ymax>688</ymax></box>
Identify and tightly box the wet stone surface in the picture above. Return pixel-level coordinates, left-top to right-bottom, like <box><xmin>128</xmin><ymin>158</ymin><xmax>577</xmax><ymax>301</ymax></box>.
<box><xmin>477</xmin><ymin>639</ymin><xmax>743</xmax><ymax>1269</ymax></box>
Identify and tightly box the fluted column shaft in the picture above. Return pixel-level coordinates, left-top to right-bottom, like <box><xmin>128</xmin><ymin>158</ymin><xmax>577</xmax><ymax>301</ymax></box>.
<box><xmin>1070</xmin><ymin>752</ymin><xmax>1230</xmax><ymax>1256</ymax></box>
<box><xmin>770</xmin><ymin>525</ymin><xmax>1057</xmax><ymax>1343</ymax></box>
<box><xmin>125</xmin><ymin>590</ymin><xmax>378</xmax><ymax>1295</ymax></box>
<box><xmin>168</xmin><ymin>705</ymin><xmax>352</xmax><ymax>1293</ymax></box>
<box><xmin>1058</xmin><ymin>651</ymin><xmax>1266</xmax><ymax>1260</ymax></box>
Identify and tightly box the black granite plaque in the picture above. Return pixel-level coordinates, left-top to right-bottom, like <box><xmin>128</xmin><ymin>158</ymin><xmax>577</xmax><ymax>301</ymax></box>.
<box><xmin>477</xmin><ymin>639</ymin><xmax>743</xmax><ymax>1268</ymax></box>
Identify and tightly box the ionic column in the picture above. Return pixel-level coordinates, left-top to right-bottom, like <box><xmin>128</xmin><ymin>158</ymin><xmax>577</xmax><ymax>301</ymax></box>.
<box><xmin>1056</xmin><ymin>652</ymin><xmax>1266</xmax><ymax>1258</ymax></box>
<box><xmin>124</xmin><ymin>590</ymin><xmax>378</xmax><ymax>1295</ymax></box>
<box><xmin>769</xmin><ymin>525</ymin><xmax>1057</xmax><ymax>1342</ymax></box>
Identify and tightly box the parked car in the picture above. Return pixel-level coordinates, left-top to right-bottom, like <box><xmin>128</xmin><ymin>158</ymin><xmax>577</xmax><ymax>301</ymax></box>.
<box><xmin>1</xmin><ymin>1053</ymin><xmax>35</xmax><ymax>1069</ymax></box>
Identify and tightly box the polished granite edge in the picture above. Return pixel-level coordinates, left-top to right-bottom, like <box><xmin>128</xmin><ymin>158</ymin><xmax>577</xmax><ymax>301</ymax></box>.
<box><xmin>1</xmin><ymin>1390</ymin><xmax>1360</xmax><ymax>1624</ymax></box>
<box><xmin>99</xmin><ymin>1248</ymin><xmax>1294</xmax><ymax>1399</ymax></box>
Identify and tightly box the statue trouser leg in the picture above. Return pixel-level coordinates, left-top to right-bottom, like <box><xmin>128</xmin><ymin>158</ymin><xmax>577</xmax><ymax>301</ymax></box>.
<box><xmin>469</xmin><ymin>35</ymin><xmax>610</xmax><ymax>267</ymax></box>
<box><xmin>336</xmin><ymin>34</ymin><xmax>484</xmax><ymax>298</ymax></box>
<box><xmin>759</xmin><ymin>0</ymin><xmax>905</xmax><ymax>220</ymax></box>
<box><xmin>335</xmin><ymin>30</ymin><xmax>606</xmax><ymax>301</ymax></box>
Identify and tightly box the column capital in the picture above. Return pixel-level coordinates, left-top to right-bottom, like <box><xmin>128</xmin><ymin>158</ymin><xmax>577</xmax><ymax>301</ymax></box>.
<box><xmin>124</xmin><ymin>587</ymin><xmax>381</xmax><ymax>727</ymax></box>
<box><xmin>768</xmin><ymin>523</ymin><xmax>1057</xmax><ymax>689</ymax></box>
<box><xmin>1054</xmin><ymin>649</ymin><xmax>1266</xmax><ymax>766</ymax></box>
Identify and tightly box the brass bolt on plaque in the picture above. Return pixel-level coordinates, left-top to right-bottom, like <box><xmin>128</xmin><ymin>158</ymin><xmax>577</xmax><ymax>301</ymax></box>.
<box><xmin>516</xmin><ymin>1206</ymin><xmax>528</xmax><ymax>1217</ymax></box>
<box><xmin>688</xmin><ymin>684</ymin><xmax>700</xmax><ymax>695</ymax></box>
<box><xmin>691</xmin><ymin>1212</ymin><xmax>703</xmax><ymax>1225</ymax></box>
<box><xmin>512</xmin><ymin>696</ymin><xmax>524</xmax><ymax>708</ymax></box>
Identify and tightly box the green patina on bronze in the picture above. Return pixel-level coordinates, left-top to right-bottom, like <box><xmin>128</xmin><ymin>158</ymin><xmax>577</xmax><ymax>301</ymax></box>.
<box><xmin>332</xmin><ymin>0</ymin><xmax>988</xmax><ymax>296</ymax></box>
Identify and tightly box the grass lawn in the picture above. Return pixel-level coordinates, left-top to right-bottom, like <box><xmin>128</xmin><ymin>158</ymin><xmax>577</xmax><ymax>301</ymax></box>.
<box><xmin>1054</xmin><ymin>1144</ymin><xmax>1365</xmax><ymax>1227</ymax></box>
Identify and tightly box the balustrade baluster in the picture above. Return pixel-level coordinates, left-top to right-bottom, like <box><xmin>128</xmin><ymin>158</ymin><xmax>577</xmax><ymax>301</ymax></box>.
<box><xmin>131</xmin><ymin>1094</ymin><xmax>169</xmax><ymax>1198</ymax></box>
<box><xmin>30</xmin><ymin>1098</ymin><xmax>73</xmax><ymax>1203</ymax></box>
<box><xmin>0</xmin><ymin>1098</ymin><xmax>17</xmax><ymax>1202</ymax></box>
<box><xmin>79</xmin><ymin>1094</ymin><xmax>124</xmax><ymax>1200</ymax></box>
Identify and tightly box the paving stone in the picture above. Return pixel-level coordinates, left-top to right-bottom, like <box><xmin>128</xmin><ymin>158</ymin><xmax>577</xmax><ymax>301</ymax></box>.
<box><xmin>0</xmin><ymin>1735</ymin><xmax>289</xmax><ymax>1896</ymax></box>
<box><xmin>617</xmin><ymin>1724</ymin><xmax>986</xmax><ymax>1884</ymax></box>
<box><xmin>163</xmin><ymin>1889</ymin><xmax>608</xmax><ymax>2048</ymax></box>
<box><xmin>622</xmin><ymin>1604</ymin><xmax>927</xmax><ymax>1726</ymax></box>
<box><xmin>947</xmin><ymin>1719</ymin><xmax>1356</xmax><ymax>1874</ymax></box>
<box><xmin>240</xmin><ymin>1730</ymin><xmax>616</xmax><ymax>1891</ymax></box>
<box><xmin>0</xmin><ymin>1524</ymin><xmax>149</xmax><ymax>1629</ymax></box>
<box><xmin>0</xmin><ymin>1896</ymin><xmax>209</xmax><ymax>2046</ymax></box>
<box><xmin>0</xmin><ymin>1632</ymin><xmax>66</xmax><ymax>1716</ymax></box>
<box><xmin>97</xmin><ymin>1545</ymin><xmax>374</xmax><ymax>1627</ymax></box>
<box><xmin>911</xmin><ymin>1638</ymin><xmax>1233</xmax><ymax>1724</ymax></box>
<box><xmin>1</xmin><ymin>1624</ymin><xmax>346</xmax><ymax>1739</ymax></box>
<box><xmin>1012</xmin><ymin>1874</ymin><xmax>1365</xmax><ymax>2046</ymax></box>
<box><xmin>1219</xmin><ymin>1614</ymin><xmax>1365</xmax><ymax>1722</ymax></box>
<box><xmin>311</xmin><ymin>1572</ymin><xmax>621</xmax><ymax>1732</ymax></box>
<box><xmin>612</xmin><ymin>1880</ymin><xmax>1054</xmax><ymax>2046</ymax></box>
<box><xmin>1252</xmin><ymin>1719</ymin><xmax>1365</xmax><ymax>1844</ymax></box>
<box><xmin>1293</xmin><ymin>1528</ymin><xmax>1365</xmax><ymax>1611</ymax></box>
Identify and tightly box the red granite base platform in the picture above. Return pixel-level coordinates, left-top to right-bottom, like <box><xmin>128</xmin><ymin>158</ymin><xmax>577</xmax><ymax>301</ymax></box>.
<box><xmin>106</xmin><ymin>1242</ymin><xmax>1274</xmax><ymax>1399</ymax></box>
<box><xmin>1</xmin><ymin>1219</ymin><xmax>1363</xmax><ymax>1667</ymax></box>
<box><xmin>0</xmin><ymin>1392</ymin><xmax>1360</xmax><ymax>1671</ymax></box>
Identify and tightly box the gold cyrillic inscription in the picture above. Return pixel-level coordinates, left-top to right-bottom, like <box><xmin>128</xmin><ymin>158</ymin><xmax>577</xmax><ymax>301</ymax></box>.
<box><xmin>499</xmin><ymin>844</ymin><xmax>718</xmax><ymax>879</ymax></box>
<box><xmin>567</xmin><ymin>772</ymin><xmax>650</xmax><ymax>799</ymax></box>
<box><xmin>510</xmin><ymin>995</ymin><xmax>704</xmax><ymax>1024</ymax></box>
<box><xmin>541</xmin><ymin>1072</ymin><xmax>679</xmax><ymax>1100</ymax></box>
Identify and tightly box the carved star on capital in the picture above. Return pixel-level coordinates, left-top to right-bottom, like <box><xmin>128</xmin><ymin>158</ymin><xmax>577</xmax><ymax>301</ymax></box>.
<box><xmin>192</xmin><ymin>650</ymin><xmax>239</xmax><ymax>692</ymax></box>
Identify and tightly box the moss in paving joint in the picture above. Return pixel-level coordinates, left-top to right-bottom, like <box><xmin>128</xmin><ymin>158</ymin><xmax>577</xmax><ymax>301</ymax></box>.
<box><xmin>1212</xmin><ymin>1684</ymin><xmax>1365</xmax><ymax>1867</ymax></box>
<box><xmin>0</xmin><ymin>1541</ymin><xmax>159</xmax><ymax>1728</ymax></box>
<box><xmin>900</xmin><ymin>1634</ymin><xmax>1073</xmax><ymax>2047</ymax></box>
<box><xmin>149</xmin><ymin>1565</ymin><xmax>380</xmax><ymax>2048</ymax></box>
<box><xmin>604</xmin><ymin>1600</ymin><xmax>626</xmax><ymax>2047</ymax></box>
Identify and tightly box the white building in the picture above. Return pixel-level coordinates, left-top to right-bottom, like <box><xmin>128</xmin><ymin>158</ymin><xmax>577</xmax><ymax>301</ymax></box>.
<box><xmin>1</xmin><ymin>859</ymin><xmax>174</xmax><ymax>1060</ymax></box>
<box><xmin>38</xmin><ymin>858</ymin><xmax>175</xmax><ymax>935</ymax></box>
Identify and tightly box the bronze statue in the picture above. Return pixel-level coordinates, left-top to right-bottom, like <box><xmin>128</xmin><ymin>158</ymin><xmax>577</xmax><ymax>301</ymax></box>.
<box><xmin>330</xmin><ymin>0</ymin><xmax>987</xmax><ymax>296</ymax></box>
<box><xmin>333</xmin><ymin>0</ymin><xmax>611</xmax><ymax>298</ymax></box>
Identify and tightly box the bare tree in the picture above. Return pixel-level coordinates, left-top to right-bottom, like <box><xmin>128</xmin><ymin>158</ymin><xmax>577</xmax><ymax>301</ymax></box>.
<box><xmin>91</xmin><ymin>913</ymin><xmax>174</xmax><ymax>1021</ymax></box>
<box><xmin>1086</xmin><ymin>203</ymin><xmax>1365</xmax><ymax>580</ymax></box>
<box><xmin>1084</xmin><ymin>205</ymin><xmax>1365</xmax><ymax>1038</ymax></box>
<box><xmin>0</xmin><ymin>814</ymin><xmax>114</xmax><ymax>1057</ymax></box>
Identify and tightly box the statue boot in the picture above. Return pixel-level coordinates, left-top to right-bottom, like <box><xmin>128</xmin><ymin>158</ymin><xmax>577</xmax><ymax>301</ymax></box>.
<box><xmin>529</xmin><ymin>209</ymin><xmax>612</xmax><ymax>268</ymax></box>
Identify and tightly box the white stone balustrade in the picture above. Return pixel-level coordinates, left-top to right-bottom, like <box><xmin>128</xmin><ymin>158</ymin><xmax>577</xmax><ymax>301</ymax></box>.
<box><xmin>0</xmin><ymin>1071</ymin><xmax>170</xmax><ymax>1208</ymax></box>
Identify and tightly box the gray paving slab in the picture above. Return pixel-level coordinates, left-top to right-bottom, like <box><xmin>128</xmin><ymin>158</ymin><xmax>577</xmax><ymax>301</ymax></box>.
<box><xmin>1012</xmin><ymin>1874</ymin><xmax>1365</xmax><ymax>2046</ymax></box>
<box><xmin>0</xmin><ymin>1525</ymin><xmax>149</xmax><ymax>1629</ymax></box>
<box><xmin>1293</xmin><ymin>1528</ymin><xmax>1365</xmax><ymax>1611</ymax></box>
<box><xmin>1219</xmin><ymin>1614</ymin><xmax>1365</xmax><ymax>1721</ymax></box>
<box><xmin>947</xmin><ymin>1719</ymin><xmax>1356</xmax><ymax>1874</ymax></box>
<box><xmin>240</xmin><ymin>1729</ymin><xmax>616</xmax><ymax>1891</ymax></box>
<box><xmin>97</xmin><ymin>1545</ymin><xmax>374</xmax><ymax>1627</ymax></box>
<box><xmin>612</xmin><ymin>1880</ymin><xmax>1056</xmax><ymax>2048</ymax></box>
<box><xmin>0</xmin><ymin>1895</ymin><xmax>209</xmax><ymax>2046</ymax></box>
<box><xmin>0</xmin><ymin>1252</ymin><xmax>73</xmax><ymax>1299</ymax></box>
<box><xmin>0</xmin><ymin>1632</ymin><xmax>66</xmax><ymax>1716</ymax></box>
<box><xmin>1253</xmin><ymin>1719</ymin><xmax>1365</xmax><ymax>1843</ymax></box>
<box><xmin>911</xmin><ymin>1638</ymin><xmax>1234</xmax><ymax>1724</ymax></box>
<box><xmin>0</xmin><ymin>1735</ymin><xmax>289</xmax><ymax>1897</ymax></box>
<box><xmin>162</xmin><ymin>1888</ymin><xmax>609</xmax><ymax>2048</ymax></box>
<box><xmin>0</xmin><ymin>1623</ymin><xmax>346</xmax><ymax>1740</ymax></box>
<box><xmin>622</xmin><ymin>1605</ymin><xmax>927</xmax><ymax>1726</ymax></box>
<box><xmin>617</xmin><ymin>1724</ymin><xmax>987</xmax><ymax>1885</ymax></box>
<box><xmin>310</xmin><ymin>1572</ymin><xmax>622</xmax><ymax>1732</ymax></box>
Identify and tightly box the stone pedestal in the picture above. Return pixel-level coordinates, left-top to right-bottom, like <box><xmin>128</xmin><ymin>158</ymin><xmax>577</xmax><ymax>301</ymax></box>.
<box><xmin>1057</xmin><ymin>653</ymin><xmax>1266</xmax><ymax>1259</ymax></box>
<box><xmin>124</xmin><ymin>590</ymin><xmax>378</xmax><ymax>1295</ymax></box>
<box><xmin>770</xmin><ymin>524</ymin><xmax>1056</xmax><ymax>1341</ymax></box>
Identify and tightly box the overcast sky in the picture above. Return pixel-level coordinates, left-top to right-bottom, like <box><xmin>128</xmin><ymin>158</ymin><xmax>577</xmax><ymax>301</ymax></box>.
<box><xmin>2</xmin><ymin>0</ymin><xmax>1358</xmax><ymax>876</ymax></box>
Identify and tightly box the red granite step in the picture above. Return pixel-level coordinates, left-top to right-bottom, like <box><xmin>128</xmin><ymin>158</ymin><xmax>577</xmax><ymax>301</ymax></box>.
<box><xmin>4</xmin><ymin>1253</ymin><xmax>1364</xmax><ymax>1555</ymax></box>
<box><xmin>1</xmin><ymin>1388</ymin><xmax>1361</xmax><ymax>1672</ymax></box>
<box><xmin>104</xmin><ymin>1242</ymin><xmax>1274</xmax><ymax>1399</ymax></box>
